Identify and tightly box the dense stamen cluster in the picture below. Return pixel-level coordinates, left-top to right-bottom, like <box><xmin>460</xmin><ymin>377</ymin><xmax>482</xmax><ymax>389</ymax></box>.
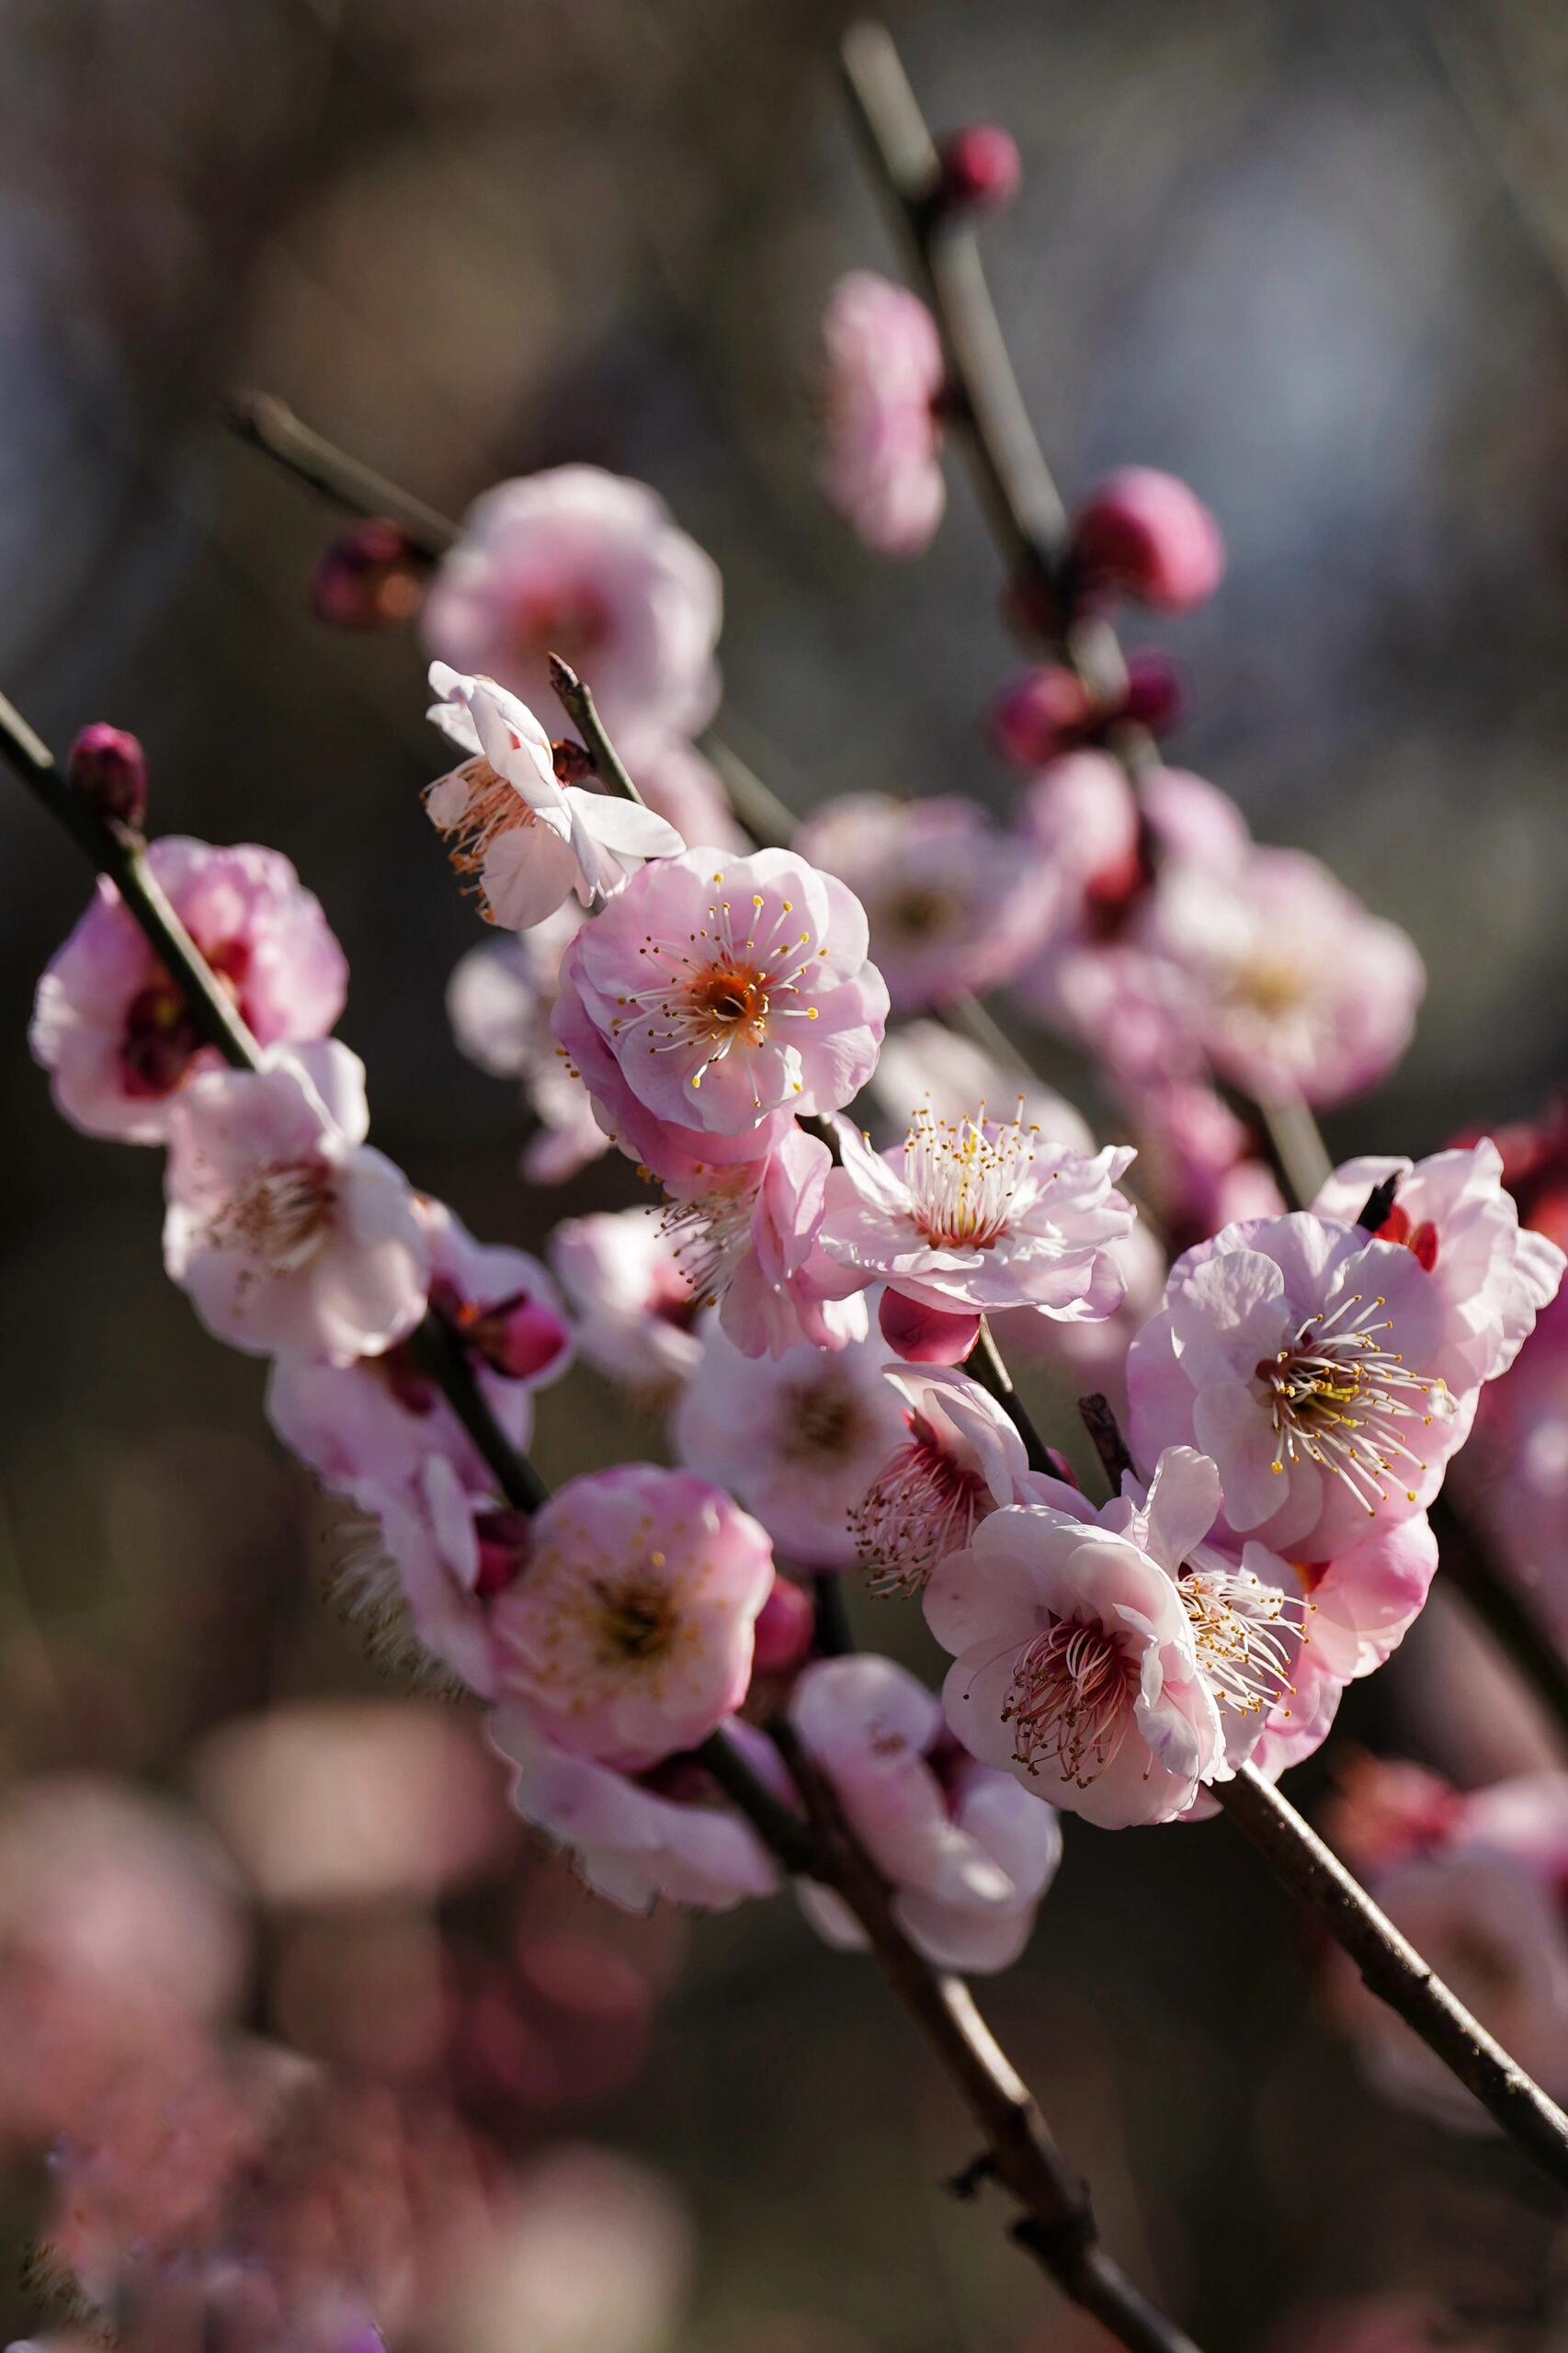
<box><xmin>210</xmin><ymin>1161</ymin><xmax>335</xmax><ymax>1276</ymax></box>
<box><xmin>1180</xmin><ymin>1565</ymin><xmax>1304</xmax><ymax>1717</ymax></box>
<box><xmin>660</xmin><ymin>1173</ymin><xmax>757</xmax><ymax>1306</ymax></box>
<box><xmin>1255</xmin><ymin>1290</ymin><xmax>1447</xmax><ymax>1515</ymax></box>
<box><xmin>424</xmin><ymin>755</ymin><xmax>542</xmax><ymax>889</ymax></box>
<box><xmin>904</xmin><ymin>1103</ymin><xmax>1041</xmax><ymax>1250</ymax></box>
<box><xmin>850</xmin><ymin>1419</ymin><xmax>986</xmax><ymax>1595</ymax></box>
<box><xmin>1000</xmin><ymin>1618</ymin><xmax>1136</xmax><ymax>1786</ymax></box>
<box><xmin>609</xmin><ymin>883</ymin><xmax>822</xmax><ymax>1108</ymax></box>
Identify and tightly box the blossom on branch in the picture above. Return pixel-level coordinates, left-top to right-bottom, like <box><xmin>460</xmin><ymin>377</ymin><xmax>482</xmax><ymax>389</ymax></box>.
<box><xmin>426</xmin><ymin>665</ymin><xmax>681</xmax><ymax>929</ymax></box>
<box><xmin>790</xmin><ymin>1654</ymin><xmax>1062</xmax><ymax>1972</ymax></box>
<box><xmin>820</xmin><ymin>270</ymin><xmax>947</xmax><ymax>557</ymax></box>
<box><xmin>164</xmin><ymin>1041</ymin><xmax>429</xmax><ymax>1363</ymax></box>
<box><xmin>31</xmin><ymin>836</ymin><xmax>346</xmax><ymax>1143</ymax></box>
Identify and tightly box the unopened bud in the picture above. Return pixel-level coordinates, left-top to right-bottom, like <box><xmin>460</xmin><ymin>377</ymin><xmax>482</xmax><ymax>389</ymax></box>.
<box><xmin>753</xmin><ymin>1575</ymin><xmax>814</xmax><ymax>1676</ymax></box>
<box><xmin>1120</xmin><ymin>649</ymin><xmax>1186</xmax><ymax>734</ymax></box>
<box><xmin>551</xmin><ymin>738</ymin><xmax>597</xmax><ymax>785</ymax></box>
<box><xmin>990</xmin><ymin>651</ymin><xmax>1185</xmax><ymax>769</ymax></box>
<box><xmin>878</xmin><ymin>1290</ymin><xmax>981</xmax><ymax>1366</ymax></box>
<box><xmin>310</xmin><ymin>518</ymin><xmax>426</xmax><ymax>631</ymax></box>
<box><xmin>1070</xmin><ymin>469</ymin><xmax>1224</xmax><ymax>614</ymax></box>
<box><xmin>69</xmin><ymin>722</ymin><xmax>148</xmax><ymax>829</ymax></box>
<box><xmin>472</xmin><ymin>1508</ymin><xmax>533</xmax><ymax>1597</ymax></box>
<box><xmin>937</xmin><ymin>125</ymin><xmax>1022</xmax><ymax>214</ymax></box>
<box><xmin>463</xmin><ymin>1290</ymin><xmax>572</xmax><ymax>1383</ymax></box>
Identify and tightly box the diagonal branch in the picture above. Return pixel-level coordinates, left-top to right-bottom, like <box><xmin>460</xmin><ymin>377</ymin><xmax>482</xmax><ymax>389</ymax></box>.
<box><xmin>0</xmin><ymin>692</ymin><xmax>545</xmax><ymax>1516</ymax></box>
<box><xmin>702</xmin><ymin>1724</ymin><xmax>1203</xmax><ymax>2353</ymax></box>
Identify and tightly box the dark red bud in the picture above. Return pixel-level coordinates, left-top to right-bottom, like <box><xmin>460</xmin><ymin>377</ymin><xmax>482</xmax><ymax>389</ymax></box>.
<box><xmin>70</xmin><ymin>723</ymin><xmax>148</xmax><ymax>829</ymax></box>
<box><xmin>1120</xmin><ymin>649</ymin><xmax>1187</xmax><ymax>735</ymax></box>
<box><xmin>989</xmin><ymin>667</ymin><xmax>1097</xmax><ymax>768</ymax></box>
<box><xmin>879</xmin><ymin>1290</ymin><xmax>981</xmax><ymax>1366</ymax></box>
<box><xmin>460</xmin><ymin>1291</ymin><xmax>572</xmax><ymax>1384</ymax></box>
<box><xmin>937</xmin><ymin>125</ymin><xmax>1022</xmax><ymax>214</ymax></box>
<box><xmin>1409</xmin><ymin>1220</ymin><xmax>1440</xmax><ymax>1272</ymax></box>
<box><xmin>752</xmin><ymin>1575</ymin><xmax>814</xmax><ymax>1676</ymax></box>
<box><xmin>1070</xmin><ymin>469</ymin><xmax>1225</xmax><ymax>614</ymax></box>
<box><xmin>551</xmin><ymin>738</ymin><xmax>597</xmax><ymax>785</ymax></box>
<box><xmin>472</xmin><ymin>1508</ymin><xmax>533</xmax><ymax>1596</ymax></box>
<box><xmin>310</xmin><ymin>519</ymin><xmax>426</xmax><ymax>631</ymax></box>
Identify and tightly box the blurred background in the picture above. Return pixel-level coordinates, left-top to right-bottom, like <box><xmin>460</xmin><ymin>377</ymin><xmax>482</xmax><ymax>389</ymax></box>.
<box><xmin>3</xmin><ymin>0</ymin><xmax>1568</xmax><ymax>2345</ymax></box>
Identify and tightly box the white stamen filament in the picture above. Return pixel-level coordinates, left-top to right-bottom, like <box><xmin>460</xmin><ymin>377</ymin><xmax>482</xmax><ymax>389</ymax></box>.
<box><xmin>1256</xmin><ymin>1290</ymin><xmax>1449</xmax><ymax>1517</ymax></box>
<box><xmin>211</xmin><ymin>1162</ymin><xmax>334</xmax><ymax>1275</ymax></box>
<box><xmin>905</xmin><ymin>1103</ymin><xmax>1042</xmax><ymax>1250</ymax></box>
<box><xmin>608</xmin><ymin>882</ymin><xmax>822</xmax><ymax>1107</ymax></box>
<box><xmin>851</xmin><ymin>1424</ymin><xmax>986</xmax><ymax>1596</ymax></box>
<box><xmin>1181</xmin><ymin>1565</ymin><xmax>1304</xmax><ymax>1717</ymax></box>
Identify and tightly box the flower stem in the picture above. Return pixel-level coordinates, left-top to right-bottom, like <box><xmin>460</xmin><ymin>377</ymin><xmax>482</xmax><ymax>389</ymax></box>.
<box><xmin>225</xmin><ymin>391</ymin><xmax>458</xmax><ymax>563</ymax></box>
<box><xmin>701</xmin><ymin>1723</ymin><xmax>1203</xmax><ymax>2353</ymax></box>
<box><xmin>545</xmin><ymin>654</ymin><xmax>648</xmax><ymax>806</ymax></box>
<box><xmin>0</xmin><ymin>688</ymin><xmax>543</xmax><ymax>1519</ymax></box>
<box><xmin>1215</xmin><ymin>1761</ymin><xmax>1568</xmax><ymax>2188</ymax></box>
<box><xmin>970</xmin><ymin>1319</ymin><xmax>1057</xmax><ymax>1478</ymax></box>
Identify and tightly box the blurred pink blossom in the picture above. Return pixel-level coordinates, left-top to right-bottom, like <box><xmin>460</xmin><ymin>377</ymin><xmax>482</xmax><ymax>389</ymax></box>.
<box><xmin>793</xmin><ymin>792</ymin><xmax>1050</xmax><ymax>1013</ymax></box>
<box><xmin>662</xmin><ymin>1120</ymin><xmax>868</xmax><ymax>1359</ymax></box>
<box><xmin>31</xmin><ymin>836</ymin><xmax>346</xmax><ymax>1144</ymax></box>
<box><xmin>1070</xmin><ymin>467</ymin><xmax>1224</xmax><ymax>613</ymax></box>
<box><xmin>488</xmin><ymin>1464</ymin><xmax>775</xmax><ymax>1766</ymax></box>
<box><xmin>422</xmin><ymin>466</ymin><xmax>722</xmax><ymax>756</ymax></box>
<box><xmin>820</xmin><ymin>271</ymin><xmax>946</xmax><ymax>557</ymax></box>
<box><xmin>550</xmin><ymin>1206</ymin><xmax>703</xmax><ymax>1395</ymax></box>
<box><xmin>674</xmin><ymin>1309</ymin><xmax>908</xmax><ymax>1568</ymax></box>
<box><xmin>446</xmin><ymin>906</ymin><xmax>612</xmax><ymax>1185</ymax></box>
<box><xmin>790</xmin><ymin>1654</ymin><xmax>1061</xmax><ymax>1972</ymax></box>
<box><xmin>164</xmin><ymin>1041</ymin><xmax>429</xmax><ymax>1363</ymax></box>
<box><xmin>490</xmin><ymin>1709</ymin><xmax>778</xmax><ymax>1913</ymax></box>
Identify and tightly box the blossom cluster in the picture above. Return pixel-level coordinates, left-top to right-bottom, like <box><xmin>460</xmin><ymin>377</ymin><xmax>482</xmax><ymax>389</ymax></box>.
<box><xmin>22</xmin><ymin>210</ymin><xmax>1568</xmax><ymax>2353</ymax></box>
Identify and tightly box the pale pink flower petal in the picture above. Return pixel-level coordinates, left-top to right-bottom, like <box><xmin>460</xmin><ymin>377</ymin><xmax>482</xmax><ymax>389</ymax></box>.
<box><xmin>550</xmin><ymin>1205</ymin><xmax>703</xmax><ymax>1394</ymax></box>
<box><xmin>31</xmin><ymin>836</ymin><xmax>346</xmax><ymax>1145</ymax></box>
<box><xmin>820</xmin><ymin>272</ymin><xmax>946</xmax><ymax>557</ymax></box>
<box><xmin>163</xmin><ymin>1042</ymin><xmax>429</xmax><ymax>1364</ymax></box>
<box><xmin>487</xmin><ymin>1464</ymin><xmax>775</xmax><ymax>1767</ymax></box>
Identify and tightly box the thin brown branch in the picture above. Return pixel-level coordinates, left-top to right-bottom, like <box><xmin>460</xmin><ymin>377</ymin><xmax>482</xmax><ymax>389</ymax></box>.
<box><xmin>225</xmin><ymin>391</ymin><xmax>458</xmax><ymax>563</ymax></box>
<box><xmin>546</xmin><ymin>654</ymin><xmax>647</xmax><ymax>805</ymax></box>
<box><xmin>1215</xmin><ymin>1762</ymin><xmax>1568</xmax><ymax>2188</ymax></box>
<box><xmin>971</xmin><ymin>1317</ymin><xmax>1057</xmax><ymax>1477</ymax></box>
<box><xmin>703</xmin><ymin>1724</ymin><xmax>1203</xmax><ymax>2353</ymax></box>
<box><xmin>0</xmin><ymin>690</ymin><xmax>545</xmax><ymax>1517</ymax></box>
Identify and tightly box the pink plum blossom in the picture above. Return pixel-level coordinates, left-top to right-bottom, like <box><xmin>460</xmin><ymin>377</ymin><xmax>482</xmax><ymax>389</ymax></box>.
<box><xmin>1267</xmin><ymin>2295</ymin><xmax>1491</xmax><ymax>2353</ymax></box>
<box><xmin>267</xmin><ymin>1198</ymin><xmax>568</xmax><ymax>1500</ymax></box>
<box><xmin>793</xmin><ymin>792</ymin><xmax>1050</xmax><ymax>1013</ymax></box>
<box><xmin>661</xmin><ymin>1120</ymin><xmax>868</xmax><ymax>1358</ymax></box>
<box><xmin>487</xmin><ymin>1464</ymin><xmax>775</xmax><ymax>1768</ymax></box>
<box><xmin>30</xmin><ymin>836</ymin><xmax>346</xmax><ymax>1144</ymax></box>
<box><xmin>163</xmin><ymin>1041</ymin><xmax>429</xmax><ymax>1363</ymax></box>
<box><xmin>563</xmin><ymin>845</ymin><xmax>889</xmax><ymax>1141</ymax></box>
<box><xmin>489</xmin><ymin>1709</ymin><xmax>778</xmax><ymax>1914</ymax></box>
<box><xmin>447</xmin><ymin>906</ymin><xmax>610</xmax><ymax>1185</ymax></box>
<box><xmin>358</xmin><ymin>1454</ymin><xmax>533</xmax><ymax>1698</ymax></box>
<box><xmin>813</xmin><ymin>1105</ymin><xmax>1135</xmax><ymax>1321</ymax></box>
<box><xmin>1312</xmin><ymin>1140</ymin><xmax>1564</xmax><ymax>1387</ymax></box>
<box><xmin>550</xmin><ymin>1206</ymin><xmax>703</xmax><ymax>1395</ymax></box>
<box><xmin>1139</xmin><ymin>847</ymin><xmax>1426</xmax><ymax>1109</ymax></box>
<box><xmin>850</xmin><ymin>1362</ymin><xmax>1056</xmax><ymax>1594</ymax></box>
<box><xmin>421</xmin><ymin>466</ymin><xmax>722</xmax><ymax>756</ymax></box>
<box><xmin>820</xmin><ymin>271</ymin><xmax>946</xmax><ymax>557</ymax></box>
<box><xmin>1127</xmin><ymin>1211</ymin><xmax>1474</xmax><ymax>1564</ymax></box>
<box><xmin>925</xmin><ymin>1447</ymin><xmax>1230</xmax><ymax>1827</ymax></box>
<box><xmin>674</xmin><ymin>1310</ymin><xmax>909</xmax><ymax>1568</ymax></box>
<box><xmin>789</xmin><ymin>1655</ymin><xmax>1062</xmax><ymax>1972</ymax></box>
<box><xmin>1131</xmin><ymin>1080</ymin><xmax>1286</xmax><ymax>1249</ymax></box>
<box><xmin>426</xmin><ymin>665</ymin><xmax>680</xmax><ymax>930</ymax></box>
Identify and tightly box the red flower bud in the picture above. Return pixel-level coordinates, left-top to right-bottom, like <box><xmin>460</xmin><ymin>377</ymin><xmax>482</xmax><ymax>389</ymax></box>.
<box><xmin>1071</xmin><ymin>468</ymin><xmax>1224</xmax><ymax>613</ymax></box>
<box><xmin>937</xmin><ymin>125</ymin><xmax>1022</xmax><ymax>214</ymax></box>
<box><xmin>460</xmin><ymin>1291</ymin><xmax>572</xmax><ymax>1384</ymax></box>
<box><xmin>752</xmin><ymin>1575</ymin><xmax>814</xmax><ymax>1676</ymax></box>
<box><xmin>989</xmin><ymin>668</ymin><xmax>1097</xmax><ymax>768</ymax></box>
<box><xmin>472</xmin><ymin>1508</ymin><xmax>533</xmax><ymax>1597</ymax></box>
<box><xmin>878</xmin><ymin>1290</ymin><xmax>981</xmax><ymax>1366</ymax></box>
<box><xmin>310</xmin><ymin>519</ymin><xmax>426</xmax><ymax>631</ymax></box>
<box><xmin>69</xmin><ymin>723</ymin><xmax>148</xmax><ymax>829</ymax></box>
